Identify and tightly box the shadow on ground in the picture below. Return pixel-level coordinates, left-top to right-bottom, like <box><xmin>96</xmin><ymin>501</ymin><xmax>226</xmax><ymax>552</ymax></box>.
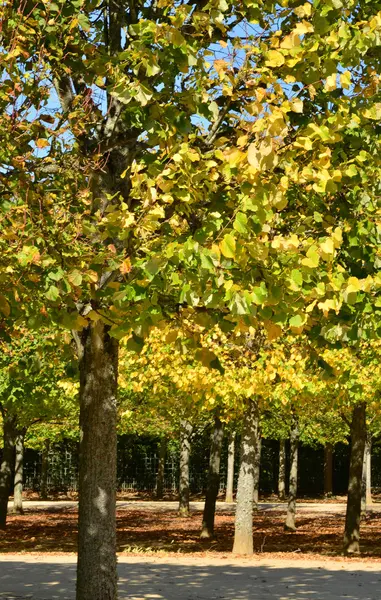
<box><xmin>0</xmin><ymin>559</ymin><xmax>380</xmax><ymax>600</ymax></box>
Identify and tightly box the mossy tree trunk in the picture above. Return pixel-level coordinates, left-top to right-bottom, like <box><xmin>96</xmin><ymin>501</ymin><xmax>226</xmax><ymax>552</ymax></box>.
<box><xmin>361</xmin><ymin>435</ymin><xmax>372</xmax><ymax>516</ymax></box>
<box><xmin>225</xmin><ymin>431</ymin><xmax>235</xmax><ymax>503</ymax></box>
<box><xmin>13</xmin><ymin>428</ymin><xmax>26</xmax><ymax>515</ymax></box>
<box><xmin>232</xmin><ymin>399</ymin><xmax>260</xmax><ymax>555</ymax></box>
<box><xmin>253</xmin><ymin>434</ymin><xmax>262</xmax><ymax>510</ymax></box>
<box><xmin>179</xmin><ymin>419</ymin><xmax>193</xmax><ymax>517</ymax></box>
<box><xmin>75</xmin><ymin>320</ymin><xmax>119</xmax><ymax>600</ymax></box>
<box><xmin>324</xmin><ymin>442</ymin><xmax>333</xmax><ymax>497</ymax></box>
<box><xmin>201</xmin><ymin>415</ymin><xmax>224</xmax><ymax>538</ymax></box>
<box><xmin>0</xmin><ymin>412</ymin><xmax>16</xmax><ymax>529</ymax></box>
<box><xmin>278</xmin><ymin>439</ymin><xmax>286</xmax><ymax>501</ymax></box>
<box><xmin>284</xmin><ymin>414</ymin><xmax>299</xmax><ymax>532</ymax></box>
<box><xmin>343</xmin><ymin>402</ymin><xmax>366</xmax><ymax>555</ymax></box>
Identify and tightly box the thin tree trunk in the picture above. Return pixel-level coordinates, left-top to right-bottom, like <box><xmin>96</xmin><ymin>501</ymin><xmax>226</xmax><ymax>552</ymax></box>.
<box><xmin>225</xmin><ymin>431</ymin><xmax>235</xmax><ymax>503</ymax></box>
<box><xmin>40</xmin><ymin>439</ymin><xmax>50</xmax><ymax>500</ymax></box>
<box><xmin>278</xmin><ymin>439</ymin><xmax>286</xmax><ymax>501</ymax></box>
<box><xmin>361</xmin><ymin>436</ymin><xmax>372</xmax><ymax>515</ymax></box>
<box><xmin>233</xmin><ymin>399</ymin><xmax>260</xmax><ymax>555</ymax></box>
<box><xmin>343</xmin><ymin>402</ymin><xmax>367</xmax><ymax>554</ymax></box>
<box><xmin>13</xmin><ymin>430</ymin><xmax>25</xmax><ymax>515</ymax></box>
<box><xmin>324</xmin><ymin>442</ymin><xmax>333</xmax><ymax>497</ymax></box>
<box><xmin>201</xmin><ymin>415</ymin><xmax>224</xmax><ymax>538</ymax></box>
<box><xmin>76</xmin><ymin>321</ymin><xmax>119</xmax><ymax>600</ymax></box>
<box><xmin>178</xmin><ymin>419</ymin><xmax>192</xmax><ymax>517</ymax></box>
<box><xmin>284</xmin><ymin>414</ymin><xmax>299</xmax><ymax>532</ymax></box>
<box><xmin>156</xmin><ymin>436</ymin><xmax>166</xmax><ymax>500</ymax></box>
<box><xmin>253</xmin><ymin>435</ymin><xmax>262</xmax><ymax>510</ymax></box>
<box><xmin>0</xmin><ymin>414</ymin><xmax>16</xmax><ymax>529</ymax></box>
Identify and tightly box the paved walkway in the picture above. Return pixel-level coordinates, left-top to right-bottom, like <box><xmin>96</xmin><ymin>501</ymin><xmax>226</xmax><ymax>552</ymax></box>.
<box><xmin>0</xmin><ymin>555</ymin><xmax>380</xmax><ymax>599</ymax></box>
<box><xmin>9</xmin><ymin>500</ymin><xmax>375</xmax><ymax>514</ymax></box>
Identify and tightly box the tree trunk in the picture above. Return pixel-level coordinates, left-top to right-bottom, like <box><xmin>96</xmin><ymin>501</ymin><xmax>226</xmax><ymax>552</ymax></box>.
<box><xmin>76</xmin><ymin>321</ymin><xmax>119</xmax><ymax>600</ymax></box>
<box><xmin>361</xmin><ymin>435</ymin><xmax>372</xmax><ymax>515</ymax></box>
<box><xmin>225</xmin><ymin>431</ymin><xmax>235</xmax><ymax>503</ymax></box>
<box><xmin>201</xmin><ymin>415</ymin><xmax>224</xmax><ymax>538</ymax></box>
<box><xmin>178</xmin><ymin>419</ymin><xmax>193</xmax><ymax>517</ymax></box>
<box><xmin>253</xmin><ymin>435</ymin><xmax>262</xmax><ymax>509</ymax></box>
<box><xmin>156</xmin><ymin>436</ymin><xmax>166</xmax><ymax>500</ymax></box>
<box><xmin>0</xmin><ymin>415</ymin><xmax>16</xmax><ymax>529</ymax></box>
<box><xmin>13</xmin><ymin>430</ymin><xmax>25</xmax><ymax>515</ymax></box>
<box><xmin>278</xmin><ymin>439</ymin><xmax>286</xmax><ymax>501</ymax></box>
<box><xmin>233</xmin><ymin>399</ymin><xmax>260</xmax><ymax>555</ymax></box>
<box><xmin>324</xmin><ymin>442</ymin><xmax>333</xmax><ymax>497</ymax></box>
<box><xmin>40</xmin><ymin>439</ymin><xmax>50</xmax><ymax>500</ymax></box>
<box><xmin>284</xmin><ymin>415</ymin><xmax>299</xmax><ymax>532</ymax></box>
<box><xmin>343</xmin><ymin>402</ymin><xmax>367</xmax><ymax>555</ymax></box>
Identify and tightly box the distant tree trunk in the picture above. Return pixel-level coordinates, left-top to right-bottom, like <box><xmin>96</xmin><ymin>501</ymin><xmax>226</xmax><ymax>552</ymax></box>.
<box><xmin>201</xmin><ymin>415</ymin><xmax>224</xmax><ymax>538</ymax></box>
<box><xmin>0</xmin><ymin>413</ymin><xmax>16</xmax><ymax>529</ymax></box>
<box><xmin>40</xmin><ymin>439</ymin><xmax>50</xmax><ymax>500</ymax></box>
<box><xmin>344</xmin><ymin>402</ymin><xmax>367</xmax><ymax>555</ymax></box>
<box><xmin>233</xmin><ymin>399</ymin><xmax>260</xmax><ymax>555</ymax></box>
<box><xmin>284</xmin><ymin>414</ymin><xmax>299</xmax><ymax>532</ymax></box>
<box><xmin>75</xmin><ymin>321</ymin><xmax>119</xmax><ymax>600</ymax></box>
<box><xmin>13</xmin><ymin>429</ymin><xmax>25</xmax><ymax>515</ymax></box>
<box><xmin>324</xmin><ymin>442</ymin><xmax>333</xmax><ymax>497</ymax></box>
<box><xmin>156</xmin><ymin>436</ymin><xmax>167</xmax><ymax>500</ymax></box>
<box><xmin>278</xmin><ymin>439</ymin><xmax>286</xmax><ymax>501</ymax></box>
<box><xmin>225</xmin><ymin>432</ymin><xmax>235</xmax><ymax>503</ymax></box>
<box><xmin>361</xmin><ymin>435</ymin><xmax>372</xmax><ymax>516</ymax></box>
<box><xmin>253</xmin><ymin>435</ymin><xmax>262</xmax><ymax>509</ymax></box>
<box><xmin>179</xmin><ymin>419</ymin><xmax>193</xmax><ymax>516</ymax></box>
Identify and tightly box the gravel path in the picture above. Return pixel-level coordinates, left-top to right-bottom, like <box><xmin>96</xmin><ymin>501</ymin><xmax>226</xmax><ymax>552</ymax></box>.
<box><xmin>0</xmin><ymin>555</ymin><xmax>380</xmax><ymax>599</ymax></box>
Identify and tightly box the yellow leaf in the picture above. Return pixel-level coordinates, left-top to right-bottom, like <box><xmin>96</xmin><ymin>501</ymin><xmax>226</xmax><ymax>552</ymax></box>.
<box><xmin>294</xmin><ymin>20</ymin><xmax>314</xmax><ymax>34</ymax></box>
<box><xmin>36</xmin><ymin>138</ymin><xmax>49</xmax><ymax>148</ymax></box>
<box><xmin>265</xmin><ymin>50</ymin><xmax>285</xmax><ymax>68</ymax></box>
<box><xmin>0</xmin><ymin>294</ymin><xmax>10</xmax><ymax>317</ymax></box>
<box><xmin>290</xmin><ymin>98</ymin><xmax>303</xmax><ymax>113</ymax></box>
<box><xmin>324</xmin><ymin>73</ymin><xmax>337</xmax><ymax>92</ymax></box>
<box><xmin>340</xmin><ymin>71</ymin><xmax>351</xmax><ymax>90</ymax></box>
<box><xmin>280</xmin><ymin>33</ymin><xmax>301</xmax><ymax>49</ymax></box>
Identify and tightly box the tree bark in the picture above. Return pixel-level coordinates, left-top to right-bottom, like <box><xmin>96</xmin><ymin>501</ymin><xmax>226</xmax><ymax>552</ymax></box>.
<box><xmin>76</xmin><ymin>320</ymin><xmax>119</xmax><ymax>600</ymax></box>
<box><xmin>201</xmin><ymin>415</ymin><xmax>224</xmax><ymax>538</ymax></box>
<box><xmin>343</xmin><ymin>402</ymin><xmax>367</xmax><ymax>555</ymax></box>
<box><xmin>278</xmin><ymin>439</ymin><xmax>286</xmax><ymax>501</ymax></box>
<box><xmin>361</xmin><ymin>435</ymin><xmax>372</xmax><ymax>515</ymax></box>
<box><xmin>324</xmin><ymin>442</ymin><xmax>333</xmax><ymax>497</ymax></box>
<box><xmin>0</xmin><ymin>414</ymin><xmax>16</xmax><ymax>529</ymax></box>
<box><xmin>178</xmin><ymin>419</ymin><xmax>193</xmax><ymax>517</ymax></box>
<box><xmin>225</xmin><ymin>431</ymin><xmax>235</xmax><ymax>503</ymax></box>
<box><xmin>156</xmin><ymin>436</ymin><xmax>166</xmax><ymax>500</ymax></box>
<box><xmin>40</xmin><ymin>439</ymin><xmax>50</xmax><ymax>500</ymax></box>
<box><xmin>233</xmin><ymin>399</ymin><xmax>260</xmax><ymax>555</ymax></box>
<box><xmin>253</xmin><ymin>435</ymin><xmax>262</xmax><ymax>509</ymax></box>
<box><xmin>284</xmin><ymin>414</ymin><xmax>299</xmax><ymax>532</ymax></box>
<box><xmin>13</xmin><ymin>430</ymin><xmax>25</xmax><ymax>515</ymax></box>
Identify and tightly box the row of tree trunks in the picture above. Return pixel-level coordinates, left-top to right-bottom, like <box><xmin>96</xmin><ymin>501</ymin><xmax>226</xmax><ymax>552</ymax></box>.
<box><xmin>40</xmin><ymin>439</ymin><xmax>50</xmax><ymax>500</ymax></box>
<box><xmin>156</xmin><ymin>437</ymin><xmax>167</xmax><ymax>500</ymax></box>
<box><xmin>361</xmin><ymin>436</ymin><xmax>372</xmax><ymax>515</ymax></box>
<box><xmin>278</xmin><ymin>439</ymin><xmax>286</xmax><ymax>501</ymax></box>
<box><xmin>324</xmin><ymin>442</ymin><xmax>333</xmax><ymax>497</ymax></box>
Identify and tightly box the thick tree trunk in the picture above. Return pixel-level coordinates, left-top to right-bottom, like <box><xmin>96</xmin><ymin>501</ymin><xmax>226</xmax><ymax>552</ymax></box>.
<box><xmin>201</xmin><ymin>415</ymin><xmax>224</xmax><ymax>538</ymax></box>
<box><xmin>0</xmin><ymin>415</ymin><xmax>16</xmax><ymax>529</ymax></box>
<box><xmin>76</xmin><ymin>321</ymin><xmax>119</xmax><ymax>600</ymax></box>
<box><xmin>343</xmin><ymin>402</ymin><xmax>367</xmax><ymax>555</ymax></box>
<box><xmin>361</xmin><ymin>436</ymin><xmax>372</xmax><ymax>515</ymax></box>
<box><xmin>40</xmin><ymin>439</ymin><xmax>50</xmax><ymax>500</ymax></box>
<box><xmin>225</xmin><ymin>432</ymin><xmax>235</xmax><ymax>503</ymax></box>
<box><xmin>233</xmin><ymin>399</ymin><xmax>260</xmax><ymax>555</ymax></box>
<box><xmin>278</xmin><ymin>439</ymin><xmax>286</xmax><ymax>501</ymax></box>
<box><xmin>156</xmin><ymin>436</ymin><xmax>166</xmax><ymax>500</ymax></box>
<box><xmin>284</xmin><ymin>415</ymin><xmax>299</xmax><ymax>532</ymax></box>
<box><xmin>253</xmin><ymin>435</ymin><xmax>262</xmax><ymax>509</ymax></box>
<box><xmin>13</xmin><ymin>430</ymin><xmax>25</xmax><ymax>515</ymax></box>
<box><xmin>324</xmin><ymin>443</ymin><xmax>333</xmax><ymax>497</ymax></box>
<box><xmin>178</xmin><ymin>419</ymin><xmax>192</xmax><ymax>517</ymax></box>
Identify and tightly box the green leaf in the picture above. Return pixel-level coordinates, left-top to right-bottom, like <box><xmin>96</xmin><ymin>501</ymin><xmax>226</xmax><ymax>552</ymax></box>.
<box><xmin>289</xmin><ymin>314</ymin><xmax>304</xmax><ymax>327</ymax></box>
<box><xmin>233</xmin><ymin>212</ymin><xmax>248</xmax><ymax>235</ymax></box>
<box><xmin>291</xmin><ymin>269</ymin><xmax>303</xmax><ymax>287</ymax></box>
<box><xmin>220</xmin><ymin>234</ymin><xmax>236</xmax><ymax>259</ymax></box>
<box><xmin>45</xmin><ymin>285</ymin><xmax>60</xmax><ymax>302</ymax></box>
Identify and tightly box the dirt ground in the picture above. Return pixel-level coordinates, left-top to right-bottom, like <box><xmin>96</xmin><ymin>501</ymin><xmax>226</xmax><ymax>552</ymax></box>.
<box><xmin>1</xmin><ymin>505</ymin><xmax>381</xmax><ymax>560</ymax></box>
